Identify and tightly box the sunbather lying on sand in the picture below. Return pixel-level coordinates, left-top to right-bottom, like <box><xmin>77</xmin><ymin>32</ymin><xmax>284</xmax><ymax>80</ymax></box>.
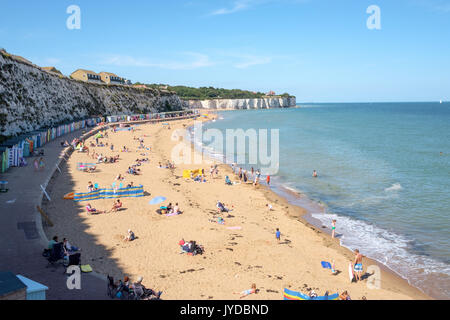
<box><xmin>233</xmin><ymin>284</ymin><xmax>258</xmax><ymax>299</ymax></box>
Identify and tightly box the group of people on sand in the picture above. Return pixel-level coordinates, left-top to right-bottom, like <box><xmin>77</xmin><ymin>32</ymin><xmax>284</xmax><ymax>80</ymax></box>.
<box><xmin>85</xmin><ymin>199</ymin><xmax>123</xmax><ymax>215</ymax></box>
<box><xmin>231</xmin><ymin>164</ymin><xmax>263</xmax><ymax>186</ymax></box>
<box><xmin>111</xmin><ymin>275</ymin><xmax>162</xmax><ymax>300</ymax></box>
<box><xmin>158</xmin><ymin>161</ymin><xmax>176</xmax><ymax>169</ymax></box>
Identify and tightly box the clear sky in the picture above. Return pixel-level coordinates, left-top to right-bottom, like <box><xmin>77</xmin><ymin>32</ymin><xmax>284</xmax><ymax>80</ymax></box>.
<box><xmin>1</xmin><ymin>0</ymin><xmax>449</xmax><ymax>102</ymax></box>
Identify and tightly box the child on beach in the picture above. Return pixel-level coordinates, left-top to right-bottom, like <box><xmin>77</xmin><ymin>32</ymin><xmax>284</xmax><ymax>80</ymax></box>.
<box><xmin>124</xmin><ymin>229</ymin><xmax>135</xmax><ymax>242</ymax></box>
<box><xmin>276</xmin><ymin>228</ymin><xmax>281</xmax><ymax>242</ymax></box>
<box><xmin>233</xmin><ymin>284</ymin><xmax>258</xmax><ymax>299</ymax></box>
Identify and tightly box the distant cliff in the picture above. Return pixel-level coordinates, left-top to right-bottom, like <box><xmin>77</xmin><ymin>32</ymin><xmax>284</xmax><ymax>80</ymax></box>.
<box><xmin>0</xmin><ymin>52</ymin><xmax>186</xmax><ymax>138</ymax></box>
<box><xmin>186</xmin><ymin>97</ymin><xmax>296</xmax><ymax>110</ymax></box>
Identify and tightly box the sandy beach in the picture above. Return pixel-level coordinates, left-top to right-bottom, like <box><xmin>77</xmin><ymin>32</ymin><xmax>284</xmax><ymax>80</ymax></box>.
<box><xmin>42</xmin><ymin>117</ymin><xmax>431</xmax><ymax>300</ymax></box>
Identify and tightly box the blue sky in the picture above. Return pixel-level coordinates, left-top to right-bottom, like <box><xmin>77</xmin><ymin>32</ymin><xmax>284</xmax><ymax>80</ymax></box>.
<box><xmin>1</xmin><ymin>0</ymin><xmax>449</xmax><ymax>102</ymax></box>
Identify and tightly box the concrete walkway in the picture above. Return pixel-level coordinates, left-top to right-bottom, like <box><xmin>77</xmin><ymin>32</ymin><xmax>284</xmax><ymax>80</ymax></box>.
<box><xmin>0</xmin><ymin>129</ymin><xmax>109</xmax><ymax>300</ymax></box>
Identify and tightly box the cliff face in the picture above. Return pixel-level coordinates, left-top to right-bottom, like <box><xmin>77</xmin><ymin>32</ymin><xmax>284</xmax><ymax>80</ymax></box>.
<box><xmin>0</xmin><ymin>53</ymin><xmax>186</xmax><ymax>137</ymax></box>
<box><xmin>186</xmin><ymin>97</ymin><xmax>296</xmax><ymax>110</ymax></box>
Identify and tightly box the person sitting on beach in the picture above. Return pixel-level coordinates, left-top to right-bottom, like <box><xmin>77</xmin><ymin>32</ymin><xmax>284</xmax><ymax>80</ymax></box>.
<box><xmin>116</xmin><ymin>174</ymin><xmax>124</xmax><ymax>181</ymax></box>
<box><xmin>339</xmin><ymin>291</ymin><xmax>351</xmax><ymax>300</ymax></box>
<box><xmin>217</xmin><ymin>201</ymin><xmax>230</xmax><ymax>213</ymax></box>
<box><xmin>132</xmin><ymin>276</ymin><xmax>162</xmax><ymax>300</ymax></box>
<box><xmin>124</xmin><ymin>229</ymin><xmax>135</xmax><ymax>242</ymax></box>
<box><xmin>266</xmin><ymin>204</ymin><xmax>274</xmax><ymax>211</ymax></box>
<box><xmin>87</xmin><ymin>181</ymin><xmax>95</xmax><ymax>192</ymax></box>
<box><xmin>171</xmin><ymin>203</ymin><xmax>181</xmax><ymax>215</ymax></box>
<box><xmin>86</xmin><ymin>203</ymin><xmax>106</xmax><ymax>215</ymax></box>
<box><xmin>127</xmin><ymin>182</ymin><xmax>134</xmax><ymax>188</ymax></box>
<box><xmin>111</xmin><ymin>199</ymin><xmax>123</xmax><ymax>212</ymax></box>
<box><xmin>233</xmin><ymin>284</ymin><xmax>258</xmax><ymax>299</ymax></box>
<box><xmin>166</xmin><ymin>203</ymin><xmax>173</xmax><ymax>213</ymax></box>
<box><xmin>225</xmin><ymin>176</ymin><xmax>232</xmax><ymax>185</ymax></box>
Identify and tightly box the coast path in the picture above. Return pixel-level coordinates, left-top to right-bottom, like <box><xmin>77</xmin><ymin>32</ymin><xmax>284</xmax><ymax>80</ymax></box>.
<box><xmin>0</xmin><ymin>129</ymin><xmax>108</xmax><ymax>300</ymax></box>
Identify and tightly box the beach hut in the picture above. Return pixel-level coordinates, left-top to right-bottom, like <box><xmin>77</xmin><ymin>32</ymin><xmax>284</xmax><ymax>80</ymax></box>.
<box><xmin>0</xmin><ymin>272</ymin><xmax>27</xmax><ymax>300</ymax></box>
<box><xmin>15</xmin><ymin>275</ymin><xmax>48</xmax><ymax>300</ymax></box>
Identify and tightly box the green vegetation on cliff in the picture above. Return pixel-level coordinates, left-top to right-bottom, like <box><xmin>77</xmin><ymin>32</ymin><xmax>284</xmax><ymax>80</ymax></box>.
<box><xmin>134</xmin><ymin>83</ymin><xmax>294</xmax><ymax>100</ymax></box>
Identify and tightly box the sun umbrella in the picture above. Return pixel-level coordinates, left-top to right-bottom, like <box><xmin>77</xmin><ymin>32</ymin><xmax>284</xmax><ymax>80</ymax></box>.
<box><xmin>149</xmin><ymin>196</ymin><xmax>167</xmax><ymax>205</ymax></box>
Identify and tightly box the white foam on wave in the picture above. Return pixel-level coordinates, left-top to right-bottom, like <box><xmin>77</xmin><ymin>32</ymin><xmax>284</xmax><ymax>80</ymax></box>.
<box><xmin>385</xmin><ymin>183</ymin><xmax>403</xmax><ymax>192</ymax></box>
<box><xmin>312</xmin><ymin>212</ymin><xmax>450</xmax><ymax>297</ymax></box>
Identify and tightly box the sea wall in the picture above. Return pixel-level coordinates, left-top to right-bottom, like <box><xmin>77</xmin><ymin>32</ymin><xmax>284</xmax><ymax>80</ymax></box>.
<box><xmin>186</xmin><ymin>97</ymin><xmax>296</xmax><ymax>110</ymax></box>
<box><xmin>0</xmin><ymin>53</ymin><xmax>187</xmax><ymax>138</ymax></box>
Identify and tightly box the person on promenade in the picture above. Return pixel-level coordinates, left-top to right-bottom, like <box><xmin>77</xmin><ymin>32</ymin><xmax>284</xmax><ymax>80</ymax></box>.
<box><xmin>39</xmin><ymin>158</ymin><xmax>45</xmax><ymax>171</ymax></box>
<box><xmin>48</xmin><ymin>236</ymin><xmax>59</xmax><ymax>250</ymax></box>
<box><xmin>63</xmin><ymin>238</ymin><xmax>80</xmax><ymax>254</ymax></box>
<box><xmin>353</xmin><ymin>249</ymin><xmax>365</xmax><ymax>282</ymax></box>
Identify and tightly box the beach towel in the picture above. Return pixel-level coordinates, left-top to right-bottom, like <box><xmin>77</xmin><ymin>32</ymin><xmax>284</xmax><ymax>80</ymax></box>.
<box><xmin>165</xmin><ymin>212</ymin><xmax>180</xmax><ymax>217</ymax></box>
<box><xmin>321</xmin><ymin>261</ymin><xmax>332</xmax><ymax>269</ymax></box>
<box><xmin>283</xmin><ymin>288</ymin><xmax>339</xmax><ymax>300</ymax></box>
<box><xmin>226</xmin><ymin>226</ymin><xmax>242</xmax><ymax>230</ymax></box>
<box><xmin>81</xmin><ymin>265</ymin><xmax>93</xmax><ymax>273</ymax></box>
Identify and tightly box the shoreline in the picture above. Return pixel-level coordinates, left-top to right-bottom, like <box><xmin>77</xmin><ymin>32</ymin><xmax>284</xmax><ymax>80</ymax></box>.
<box><xmin>43</xmin><ymin>115</ymin><xmax>431</xmax><ymax>300</ymax></box>
<box><xmin>189</xmin><ymin>115</ymin><xmax>433</xmax><ymax>300</ymax></box>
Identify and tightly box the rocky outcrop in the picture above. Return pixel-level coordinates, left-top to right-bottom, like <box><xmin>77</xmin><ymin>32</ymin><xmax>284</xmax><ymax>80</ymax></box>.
<box><xmin>0</xmin><ymin>53</ymin><xmax>187</xmax><ymax>138</ymax></box>
<box><xmin>186</xmin><ymin>97</ymin><xmax>296</xmax><ymax>110</ymax></box>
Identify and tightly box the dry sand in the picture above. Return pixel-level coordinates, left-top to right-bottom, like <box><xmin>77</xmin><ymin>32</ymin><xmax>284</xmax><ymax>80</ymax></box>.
<box><xmin>43</xmin><ymin>117</ymin><xmax>430</xmax><ymax>300</ymax></box>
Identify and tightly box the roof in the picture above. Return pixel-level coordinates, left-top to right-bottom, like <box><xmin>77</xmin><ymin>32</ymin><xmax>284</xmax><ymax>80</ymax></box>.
<box><xmin>16</xmin><ymin>275</ymin><xmax>48</xmax><ymax>294</ymax></box>
<box><xmin>71</xmin><ymin>69</ymin><xmax>99</xmax><ymax>75</ymax></box>
<box><xmin>42</xmin><ymin>67</ymin><xmax>63</xmax><ymax>75</ymax></box>
<box><xmin>0</xmin><ymin>272</ymin><xmax>27</xmax><ymax>296</ymax></box>
<box><xmin>99</xmin><ymin>72</ymin><xmax>119</xmax><ymax>77</ymax></box>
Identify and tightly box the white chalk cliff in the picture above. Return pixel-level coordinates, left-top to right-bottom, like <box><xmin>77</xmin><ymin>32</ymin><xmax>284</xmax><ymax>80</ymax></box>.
<box><xmin>186</xmin><ymin>97</ymin><xmax>296</xmax><ymax>110</ymax></box>
<box><xmin>0</xmin><ymin>52</ymin><xmax>186</xmax><ymax>138</ymax></box>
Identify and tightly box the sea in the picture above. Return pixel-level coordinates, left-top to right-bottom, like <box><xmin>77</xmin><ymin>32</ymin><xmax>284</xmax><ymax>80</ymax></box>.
<box><xmin>188</xmin><ymin>102</ymin><xmax>450</xmax><ymax>299</ymax></box>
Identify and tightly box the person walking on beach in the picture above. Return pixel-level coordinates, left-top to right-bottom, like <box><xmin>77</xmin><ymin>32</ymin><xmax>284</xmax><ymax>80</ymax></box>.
<box><xmin>353</xmin><ymin>249</ymin><xmax>364</xmax><ymax>282</ymax></box>
<box><xmin>266</xmin><ymin>175</ymin><xmax>271</xmax><ymax>186</ymax></box>
<box><xmin>276</xmin><ymin>228</ymin><xmax>281</xmax><ymax>242</ymax></box>
<box><xmin>331</xmin><ymin>220</ymin><xmax>336</xmax><ymax>238</ymax></box>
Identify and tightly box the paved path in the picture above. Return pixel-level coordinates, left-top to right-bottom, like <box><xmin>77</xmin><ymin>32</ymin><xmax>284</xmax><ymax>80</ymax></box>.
<box><xmin>0</xmin><ymin>129</ymin><xmax>109</xmax><ymax>300</ymax></box>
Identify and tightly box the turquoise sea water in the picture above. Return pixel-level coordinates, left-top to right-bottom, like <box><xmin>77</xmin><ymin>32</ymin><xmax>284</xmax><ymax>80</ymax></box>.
<box><xmin>193</xmin><ymin>102</ymin><xmax>450</xmax><ymax>299</ymax></box>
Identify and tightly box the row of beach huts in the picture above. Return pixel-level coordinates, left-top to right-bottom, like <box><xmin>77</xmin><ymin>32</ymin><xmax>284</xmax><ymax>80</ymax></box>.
<box><xmin>0</xmin><ymin>110</ymin><xmax>196</xmax><ymax>174</ymax></box>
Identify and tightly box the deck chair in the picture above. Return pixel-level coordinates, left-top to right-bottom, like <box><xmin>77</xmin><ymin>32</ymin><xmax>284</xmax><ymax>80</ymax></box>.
<box><xmin>46</xmin><ymin>243</ymin><xmax>65</xmax><ymax>268</ymax></box>
<box><xmin>64</xmin><ymin>253</ymin><xmax>81</xmax><ymax>274</ymax></box>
